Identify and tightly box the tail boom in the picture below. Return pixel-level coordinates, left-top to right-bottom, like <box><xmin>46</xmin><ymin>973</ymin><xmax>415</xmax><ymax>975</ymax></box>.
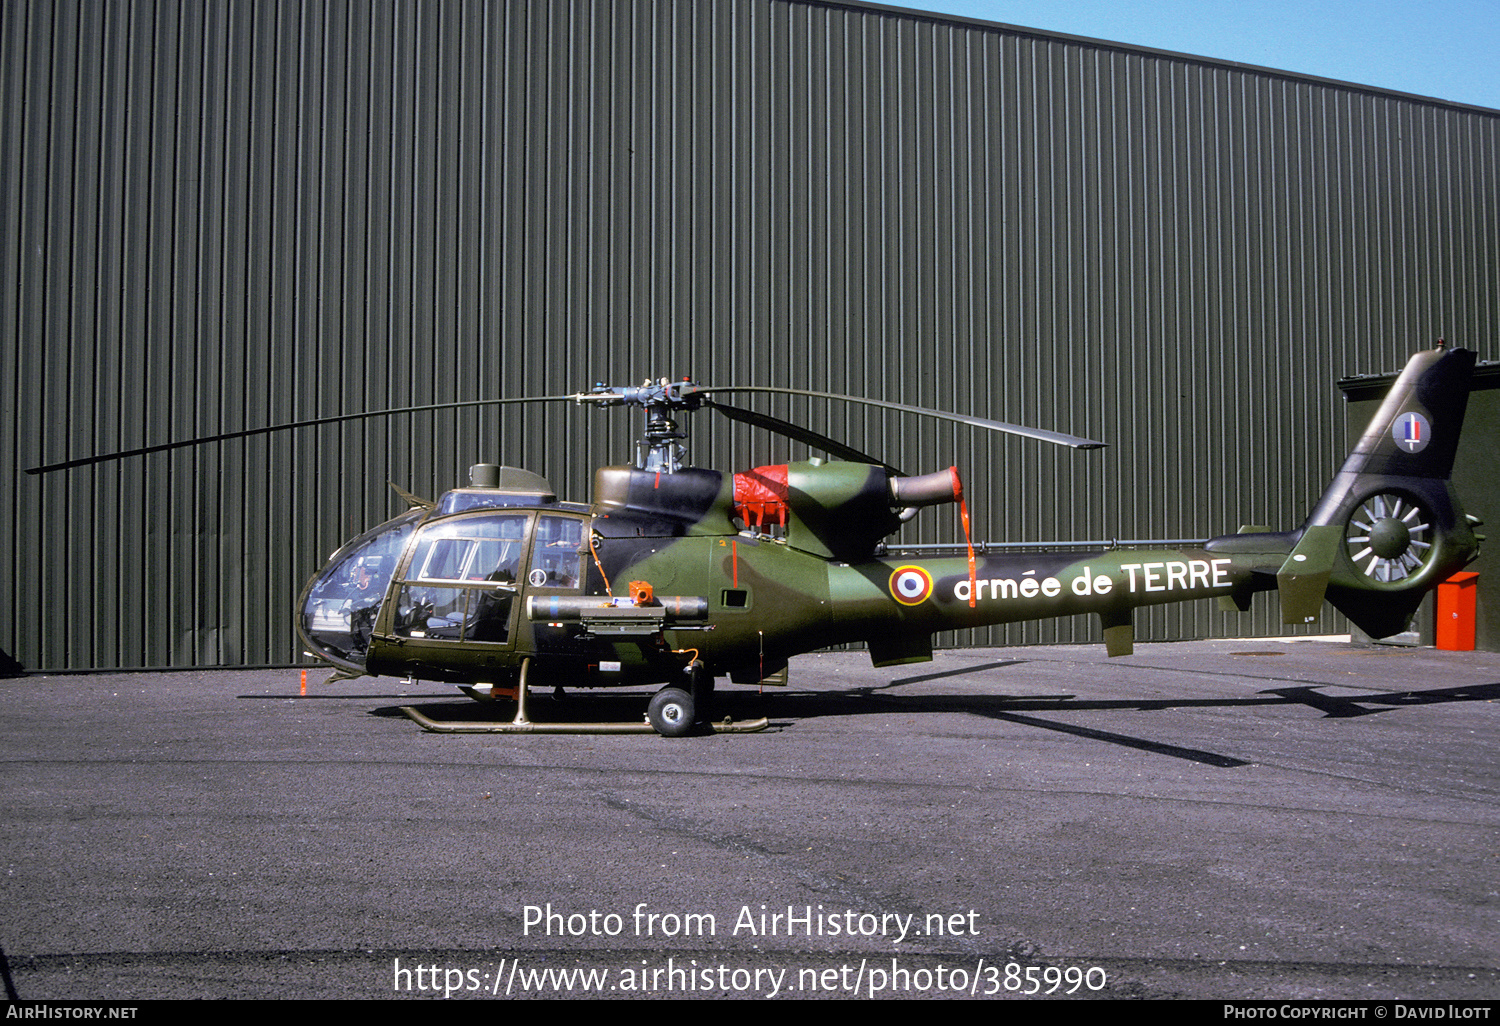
<box><xmin>833</xmin><ymin>345</ymin><xmax>1481</xmax><ymax>660</ymax></box>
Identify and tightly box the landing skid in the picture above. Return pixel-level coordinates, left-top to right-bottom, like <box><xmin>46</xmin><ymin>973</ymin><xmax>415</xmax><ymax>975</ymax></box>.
<box><xmin>400</xmin><ymin>658</ymin><xmax>769</xmax><ymax>736</ymax></box>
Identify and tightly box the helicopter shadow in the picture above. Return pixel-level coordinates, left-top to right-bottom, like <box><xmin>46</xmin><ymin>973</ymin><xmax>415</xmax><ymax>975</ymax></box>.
<box><xmin>862</xmin><ymin>662</ymin><xmax>1500</xmax><ymax>766</ymax></box>
<box><xmin>373</xmin><ymin>661</ymin><xmax>1500</xmax><ymax>768</ymax></box>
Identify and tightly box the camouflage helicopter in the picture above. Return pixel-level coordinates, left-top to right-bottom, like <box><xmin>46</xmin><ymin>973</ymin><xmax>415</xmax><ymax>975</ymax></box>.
<box><xmin>25</xmin><ymin>344</ymin><xmax>1483</xmax><ymax>737</ymax></box>
<box><xmin>287</xmin><ymin>344</ymin><xmax>1480</xmax><ymax>736</ymax></box>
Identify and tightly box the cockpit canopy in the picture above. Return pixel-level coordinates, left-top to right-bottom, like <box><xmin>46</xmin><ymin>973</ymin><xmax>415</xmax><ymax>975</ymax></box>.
<box><xmin>296</xmin><ymin>468</ymin><xmax>585</xmax><ymax>674</ymax></box>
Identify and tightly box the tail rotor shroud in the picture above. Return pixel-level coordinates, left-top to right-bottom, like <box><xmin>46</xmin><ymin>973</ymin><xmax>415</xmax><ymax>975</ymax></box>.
<box><xmin>1344</xmin><ymin>492</ymin><xmax>1435</xmax><ymax>584</ymax></box>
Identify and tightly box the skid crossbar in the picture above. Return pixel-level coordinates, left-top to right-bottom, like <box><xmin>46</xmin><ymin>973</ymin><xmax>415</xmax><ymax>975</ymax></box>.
<box><xmin>400</xmin><ymin>658</ymin><xmax>768</xmax><ymax>734</ymax></box>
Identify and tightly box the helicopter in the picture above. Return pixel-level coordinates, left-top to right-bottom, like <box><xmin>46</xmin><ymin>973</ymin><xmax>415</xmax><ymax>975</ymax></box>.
<box><xmin>24</xmin><ymin>344</ymin><xmax>1483</xmax><ymax>736</ymax></box>
<box><xmin>281</xmin><ymin>343</ymin><xmax>1481</xmax><ymax>736</ymax></box>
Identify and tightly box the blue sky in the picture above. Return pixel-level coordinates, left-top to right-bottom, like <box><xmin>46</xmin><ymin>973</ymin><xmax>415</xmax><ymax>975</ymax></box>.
<box><xmin>902</xmin><ymin>1</ymin><xmax>1500</xmax><ymax>110</ymax></box>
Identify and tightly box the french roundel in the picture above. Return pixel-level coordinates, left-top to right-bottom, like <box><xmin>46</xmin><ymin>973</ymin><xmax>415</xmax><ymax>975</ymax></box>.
<box><xmin>889</xmin><ymin>565</ymin><xmax>934</xmax><ymax>606</ymax></box>
<box><xmin>1391</xmin><ymin>411</ymin><xmax>1431</xmax><ymax>453</ymax></box>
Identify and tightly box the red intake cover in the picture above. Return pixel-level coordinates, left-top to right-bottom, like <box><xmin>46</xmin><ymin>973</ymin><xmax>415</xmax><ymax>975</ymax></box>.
<box><xmin>733</xmin><ymin>464</ymin><xmax>790</xmax><ymax>527</ymax></box>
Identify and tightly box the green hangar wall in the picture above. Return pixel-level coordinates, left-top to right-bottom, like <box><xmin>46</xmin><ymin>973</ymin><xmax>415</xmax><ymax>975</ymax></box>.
<box><xmin>4</xmin><ymin>0</ymin><xmax>1497</xmax><ymax>671</ymax></box>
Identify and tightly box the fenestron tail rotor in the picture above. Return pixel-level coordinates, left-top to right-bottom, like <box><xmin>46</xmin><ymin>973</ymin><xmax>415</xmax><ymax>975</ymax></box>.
<box><xmin>1344</xmin><ymin>492</ymin><xmax>1435</xmax><ymax>584</ymax></box>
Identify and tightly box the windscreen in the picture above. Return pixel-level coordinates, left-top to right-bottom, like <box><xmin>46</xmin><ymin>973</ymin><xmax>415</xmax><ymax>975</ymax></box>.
<box><xmin>297</xmin><ymin>509</ymin><xmax>426</xmax><ymax>671</ymax></box>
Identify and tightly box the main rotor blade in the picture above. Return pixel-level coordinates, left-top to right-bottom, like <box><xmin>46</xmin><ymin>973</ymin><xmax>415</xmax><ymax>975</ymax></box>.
<box><xmin>701</xmin><ymin>399</ymin><xmax>902</xmax><ymax>474</ymax></box>
<box><xmin>25</xmin><ymin>396</ymin><xmax>572</xmax><ymax>474</ymax></box>
<box><xmin>685</xmin><ymin>385</ymin><xmax>1107</xmax><ymax>450</ymax></box>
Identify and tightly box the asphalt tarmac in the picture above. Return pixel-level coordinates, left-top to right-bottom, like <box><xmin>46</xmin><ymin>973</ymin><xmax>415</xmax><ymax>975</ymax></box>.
<box><xmin>2</xmin><ymin>638</ymin><xmax>1497</xmax><ymax>1001</ymax></box>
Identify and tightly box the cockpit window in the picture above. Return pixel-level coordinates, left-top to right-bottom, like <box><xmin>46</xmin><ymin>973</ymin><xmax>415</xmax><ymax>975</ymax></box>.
<box><xmin>406</xmin><ymin>514</ymin><xmax>528</xmax><ymax>584</ymax></box>
<box><xmin>392</xmin><ymin>512</ymin><xmax>530</xmax><ymax>644</ymax></box>
<box><xmin>436</xmin><ymin>490</ymin><xmax>550</xmax><ymax>515</ymax></box>
<box><xmin>298</xmin><ymin>508</ymin><xmax>425</xmax><ymax>669</ymax></box>
<box><xmin>528</xmin><ymin>515</ymin><xmax>585</xmax><ymax>589</ymax></box>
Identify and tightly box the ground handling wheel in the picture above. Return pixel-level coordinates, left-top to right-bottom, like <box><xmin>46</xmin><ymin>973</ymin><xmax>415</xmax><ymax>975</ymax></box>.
<box><xmin>647</xmin><ymin>686</ymin><xmax>695</xmax><ymax>737</ymax></box>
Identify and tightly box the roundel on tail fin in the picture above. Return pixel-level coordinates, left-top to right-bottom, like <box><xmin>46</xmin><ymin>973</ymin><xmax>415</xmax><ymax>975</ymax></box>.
<box><xmin>1391</xmin><ymin>411</ymin><xmax>1432</xmax><ymax>453</ymax></box>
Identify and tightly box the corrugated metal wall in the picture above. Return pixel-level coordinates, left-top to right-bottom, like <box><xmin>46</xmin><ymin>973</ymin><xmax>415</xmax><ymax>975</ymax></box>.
<box><xmin>5</xmin><ymin>0</ymin><xmax>1497</xmax><ymax>671</ymax></box>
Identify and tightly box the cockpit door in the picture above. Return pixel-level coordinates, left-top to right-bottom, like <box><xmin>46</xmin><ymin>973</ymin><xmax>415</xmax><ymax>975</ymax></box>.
<box><xmin>514</xmin><ymin>513</ymin><xmax>590</xmax><ymax>666</ymax></box>
<box><xmin>387</xmin><ymin>511</ymin><xmax>531</xmax><ymax>648</ymax></box>
<box><xmin>359</xmin><ymin>509</ymin><xmax>591</xmax><ymax>683</ymax></box>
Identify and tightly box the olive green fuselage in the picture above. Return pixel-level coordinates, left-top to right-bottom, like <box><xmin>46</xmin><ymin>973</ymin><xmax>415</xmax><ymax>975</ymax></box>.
<box><xmin>617</xmin><ymin>531</ymin><xmax>1281</xmax><ymax>681</ymax></box>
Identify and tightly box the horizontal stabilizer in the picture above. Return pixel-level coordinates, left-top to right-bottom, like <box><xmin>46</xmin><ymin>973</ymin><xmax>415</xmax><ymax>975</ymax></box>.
<box><xmin>1276</xmin><ymin>525</ymin><xmax>1342</xmax><ymax>624</ymax></box>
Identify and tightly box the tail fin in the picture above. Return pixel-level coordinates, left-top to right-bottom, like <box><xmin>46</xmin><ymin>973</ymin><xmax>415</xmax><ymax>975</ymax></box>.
<box><xmin>1301</xmin><ymin>345</ymin><xmax>1481</xmax><ymax>638</ymax></box>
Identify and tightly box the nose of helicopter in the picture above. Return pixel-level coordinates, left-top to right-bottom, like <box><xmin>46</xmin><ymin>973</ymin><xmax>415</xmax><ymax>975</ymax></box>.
<box><xmin>297</xmin><ymin>510</ymin><xmax>424</xmax><ymax>673</ymax></box>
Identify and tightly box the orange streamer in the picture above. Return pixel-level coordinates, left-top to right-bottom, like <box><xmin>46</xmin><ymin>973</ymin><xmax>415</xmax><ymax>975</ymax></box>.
<box><xmin>952</xmin><ymin>467</ymin><xmax>977</xmax><ymax>609</ymax></box>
